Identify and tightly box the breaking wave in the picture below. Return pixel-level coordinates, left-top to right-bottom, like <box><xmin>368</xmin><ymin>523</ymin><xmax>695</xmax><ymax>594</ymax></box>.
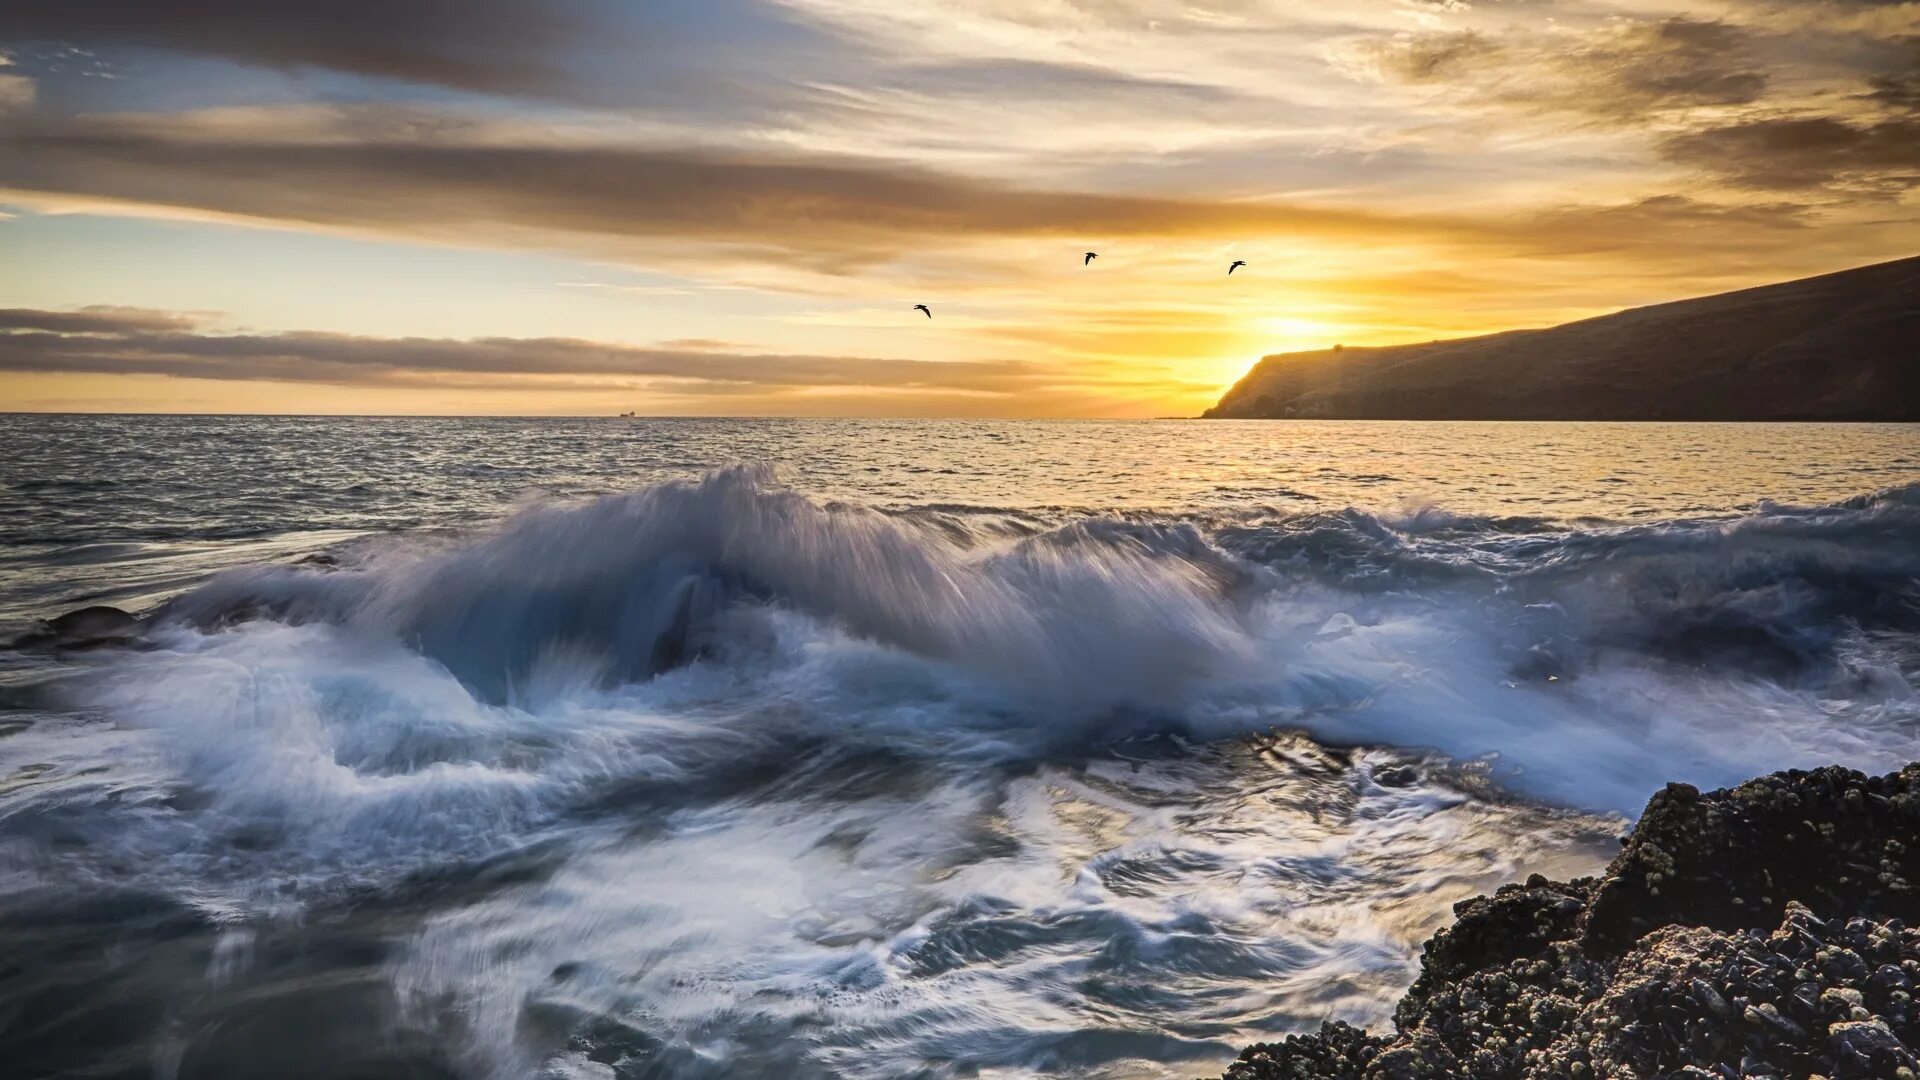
<box><xmin>126</xmin><ymin>466</ymin><xmax>1920</xmax><ymax>808</ymax></box>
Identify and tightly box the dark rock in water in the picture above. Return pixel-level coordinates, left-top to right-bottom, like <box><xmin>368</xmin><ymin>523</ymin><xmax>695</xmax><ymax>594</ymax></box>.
<box><xmin>45</xmin><ymin>605</ymin><xmax>139</xmax><ymax>639</ymax></box>
<box><xmin>1206</xmin><ymin>764</ymin><xmax>1920</xmax><ymax>1080</ymax></box>
<box><xmin>1373</xmin><ymin>765</ymin><xmax>1419</xmax><ymax>788</ymax></box>
<box><xmin>7</xmin><ymin>604</ymin><xmax>144</xmax><ymax>651</ymax></box>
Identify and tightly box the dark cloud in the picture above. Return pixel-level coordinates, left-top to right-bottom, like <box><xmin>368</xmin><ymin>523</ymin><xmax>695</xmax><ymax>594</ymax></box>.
<box><xmin>0</xmin><ymin>0</ymin><xmax>848</xmax><ymax>120</ymax></box>
<box><xmin>1527</xmin><ymin>194</ymin><xmax>1813</xmax><ymax>252</ymax></box>
<box><xmin>0</xmin><ymin>314</ymin><xmax>1056</xmax><ymax>395</ymax></box>
<box><xmin>0</xmin><ymin>1</ymin><xmax>582</xmax><ymax>94</ymax></box>
<box><xmin>1362</xmin><ymin>31</ymin><xmax>1502</xmax><ymax>83</ymax></box>
<box><xmin>1356</xmin><ymin>18</ymin><xmax>1769</xmax><ymax>121</ymax></box>
<box><xmin>0</xmin><ymin>107</ymin><xmax>1881</xmax><ymax>281</ymax></box>
<box><xmin>1595</xmin><ymin>18</ymin><xmax>1769</xmax><ymax>110</ymax></box>
<box><xmin>0</xmin><ymin>114</ymin><xmax>1458</xmax><ymax>270</ymax></box>
<box><xmin>1659</xmin><ymin>115</ymin><xmax>1920</xmax><ymax>192</ymax></box>
<box><xmin>1354</xmin><ymin>11</ymin><xmax>1920</xmax><ymax>200</ymax></box>
<box><xmin>0</xmin><ymin>305</ymin><xmax>198</xmax><ymax>333</ymax></box>
<box><xmin>1864</xmin><ymin>36</ymin><xmax>1920</xmax><ymax>112</ymax></box>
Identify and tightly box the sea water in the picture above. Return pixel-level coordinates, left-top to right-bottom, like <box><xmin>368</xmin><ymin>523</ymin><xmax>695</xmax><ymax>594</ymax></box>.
<box><xmin>1</xmin><ymin>416</ymin><xmax>1916</xmax><ymax>1079</ymax></box>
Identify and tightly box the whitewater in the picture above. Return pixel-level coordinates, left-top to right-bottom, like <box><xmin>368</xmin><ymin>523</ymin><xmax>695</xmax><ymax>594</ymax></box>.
<box><xmin>1</xmin><ymin>416</ymin><xmax>1916</xmax><ymax>1079</ymax></box>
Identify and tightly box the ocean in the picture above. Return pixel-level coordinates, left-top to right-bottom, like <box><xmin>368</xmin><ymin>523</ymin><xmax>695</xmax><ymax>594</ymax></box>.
<box><xmin>2</xmin><ymin>415</ymin><xmax>1917</xmax><ymax>1080</ymax></box>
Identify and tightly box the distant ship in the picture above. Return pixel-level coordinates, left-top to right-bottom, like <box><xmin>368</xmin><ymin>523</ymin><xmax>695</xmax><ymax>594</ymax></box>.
<box><xmin>618</xmin><ymin>411</ymin><xmax>636</xmax><ymax>417</ymax></box>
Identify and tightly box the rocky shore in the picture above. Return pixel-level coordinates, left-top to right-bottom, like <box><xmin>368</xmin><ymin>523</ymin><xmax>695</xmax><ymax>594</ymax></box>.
<box><xmin>1214</xmin><ymin>764</ymin><xmax>1920</xmax><ymax>1079</ymax></box>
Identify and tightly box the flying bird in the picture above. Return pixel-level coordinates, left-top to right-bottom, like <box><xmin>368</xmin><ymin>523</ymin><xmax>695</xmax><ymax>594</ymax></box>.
<box><xmin>1228</xmin><ymin>260</ymin><xmax>1246</xmax><ymax>275</ymax></box>
<box><xmin>1084</xmin><ymin>252</ymin><xmax>1098</xmax><ymax>265</ymax></box>
<box><xmin>913</xmin><ymin>304</ymin><xmax>932</xmax><ymax>319</ymax></box>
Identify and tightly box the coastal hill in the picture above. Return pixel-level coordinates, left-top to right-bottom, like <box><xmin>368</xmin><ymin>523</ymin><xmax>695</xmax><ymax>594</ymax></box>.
<box><xmin>1203</xmin><ymin>255</ymin><xmax>1920</xmax><ymax>421</ymax></box>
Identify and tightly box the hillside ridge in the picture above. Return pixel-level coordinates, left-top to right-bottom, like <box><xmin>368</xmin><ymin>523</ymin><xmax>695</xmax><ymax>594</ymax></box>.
<box><xmin>1204</xmin><ymin>256</ymin><xmax>1920</xmax><ymax>421</ymax></box>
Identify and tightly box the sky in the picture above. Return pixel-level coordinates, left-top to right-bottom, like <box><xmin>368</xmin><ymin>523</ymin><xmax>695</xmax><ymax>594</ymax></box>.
<box><xmin>0</xmin><ymin>0</ymin><xmax>1915</xmax><ymax>417</ymax></box>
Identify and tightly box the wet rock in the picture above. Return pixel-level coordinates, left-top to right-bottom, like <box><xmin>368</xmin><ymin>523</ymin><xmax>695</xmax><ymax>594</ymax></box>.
<box><xmin>1581</xmin><ymin>765</ymin><xmax>1920</xmax><ymax>954</ymax></box>
<box><xmin>1206</xmin><ymin>764</ymin><xmax>1920</xmax><ymax>1080</ymax></box>
<box><xmin>1219</xmin><ymin>1021</ymin><xmax>1387</xmax><ymax>1079</ymax></box>
<box><xmin>1830</xmin><ymin>1017</ymin><xmax>1916</xmax><ymax>1068</ymax></box>
<box><xmin>1396</xmin><ymin>874</ymin><xmax>1594</xmax><ymax>1029</ymax></box>
<box><xmin>7</xmin><ymin>605</ymin><xmax>144</xmax><ymax>651</ymax></box>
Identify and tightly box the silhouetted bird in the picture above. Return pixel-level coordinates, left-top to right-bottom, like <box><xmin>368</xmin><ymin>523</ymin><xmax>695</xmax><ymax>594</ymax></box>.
<box><xmin>1084</xmin><ymin>252</ymin><xmax>1098</xmax><ymax>265</ymax></box>
<box><xmin>1228</xmin><ymin>260</ymin><xmax>1246</xmax><ymax>275</ymax></box>
<box><xmin>914</xmin><ymin>304</ymin><xmax>932</xmax><ymax>318</ymax></box>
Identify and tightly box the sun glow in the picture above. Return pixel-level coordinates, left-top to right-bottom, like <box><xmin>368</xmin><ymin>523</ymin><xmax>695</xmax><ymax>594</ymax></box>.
<box><xmin>1251</xmin><ymin>315</ymin><xmax>1350</xmax><ymax>355</ymax></box>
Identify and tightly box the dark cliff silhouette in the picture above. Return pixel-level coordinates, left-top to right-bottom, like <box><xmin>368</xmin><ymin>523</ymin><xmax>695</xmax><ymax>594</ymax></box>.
<box><xmin>1204</xmin><ymin>255</ymin><xmax>1919</xmax><ymax>421</ymax></box>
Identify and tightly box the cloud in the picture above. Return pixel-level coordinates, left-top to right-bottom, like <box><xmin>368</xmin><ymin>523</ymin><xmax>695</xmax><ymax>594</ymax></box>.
<box><xmin>2</xmin><ymin>101</ymin><xmax>1903</xmax><ymax>308</ymax></box>
<box><xmin>1659</xmin><ymin>115</ymin><xmax>1920</xmax><ymax>192</ymax></box>
<box><xmin>1349</xmin><ymin>17</ymin><xmax>1770</xmax><ymax>122</ymax></box>
<box><xmin>0</xmin><ymin>1</ymin><xmax>867</xmax><ymax>120</ymax></box>
<box><xmin>1588</xmin><ymin>18</ymin><xmax>1770</xmax><ymax>111</ymax></box>
<box><xmin>0</xmin><ymin>304</ymin><xmax>199</xmax><ymax>333</ymax></box>
<box><xmin>0</xmin><ymin>72</ymin><xmax>32</xmax><ymax>114</ymax></box>
<box><xmin>4</xmin><ymin>1</ymin><xmax>1917</xmax><ymax>415</ymax></box>
<box><xmin>0</xmin><ymin>109</ymin><xmax>1471</xmax><ymax>273</ymax></box>
<box><xmin>1523</xmin><ymin>194</ymin><xmax>1814</xmax><ymax>252</ymax></box>
<box><xmin>1864</xmin><ymin>35</ymin><xmax>1920</xmax><ymax>112</ymax></box>
<box><xmin>0</xmin><ymin>310</ymin><xmax>1065</xmax><ymax>396</ymax></box>
<box><xmin>556</xmin><ymin>282</ymin><xmax>698</xmax><ymax>297</ymax></box>
<box><xmin>0</xmin><ymin>0</ymin><xmax>583</xmax><ymax>95</ymax></box>
<box><xmin>1339</xmin><ymin>8</ymin><xmax>1920</xmax><ymax>203</ymax></box>
<box><xmin>1355</xmin><ymin>30</ymin><xmax>1501</xmax><ymax>83</ymax></box>
<box><xmin>0</xmin><ymin>307</ymin><xmax>1222</xmax><ymax>416</ymax></box>
<box><xmin>1744</xmin><ymin>0</ymin><xmax>1916</xmax><ymax>8</ymax></box>
<box><xmin>869</xmin><ymin>57</ymin><xmax>1257</xmax><ymax>110</ymax></box>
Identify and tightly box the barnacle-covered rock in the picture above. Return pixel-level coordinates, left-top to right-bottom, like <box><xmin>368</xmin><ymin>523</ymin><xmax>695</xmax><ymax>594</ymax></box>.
<box><xmin>1206</xmin><ymin>765</ymin><xmax>1920</xmax><ymax>1080</ymax></box>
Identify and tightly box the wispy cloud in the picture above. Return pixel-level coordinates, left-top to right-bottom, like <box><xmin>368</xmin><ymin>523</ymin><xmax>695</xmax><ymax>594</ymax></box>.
<box><xmin>556</xmin><ymin>282</ymin><xmax>697</xmax><ymax>297</ymax></box>
<box><xmin>0</xmin><ymin>304</ymin><xmax>1185</xmax><ymax>409</ymax></box>
<box><xmin>0</xmin><ymin>0</ymin><xmax>1916</xmax><ymax>415</ymax></box>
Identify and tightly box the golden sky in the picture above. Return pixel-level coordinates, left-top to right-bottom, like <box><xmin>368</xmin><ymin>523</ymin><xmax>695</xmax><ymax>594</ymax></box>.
<box><xmin>0</xmin><ymin>0</ymin><xmax>1915</xmax><ymax>416</ymax></box>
